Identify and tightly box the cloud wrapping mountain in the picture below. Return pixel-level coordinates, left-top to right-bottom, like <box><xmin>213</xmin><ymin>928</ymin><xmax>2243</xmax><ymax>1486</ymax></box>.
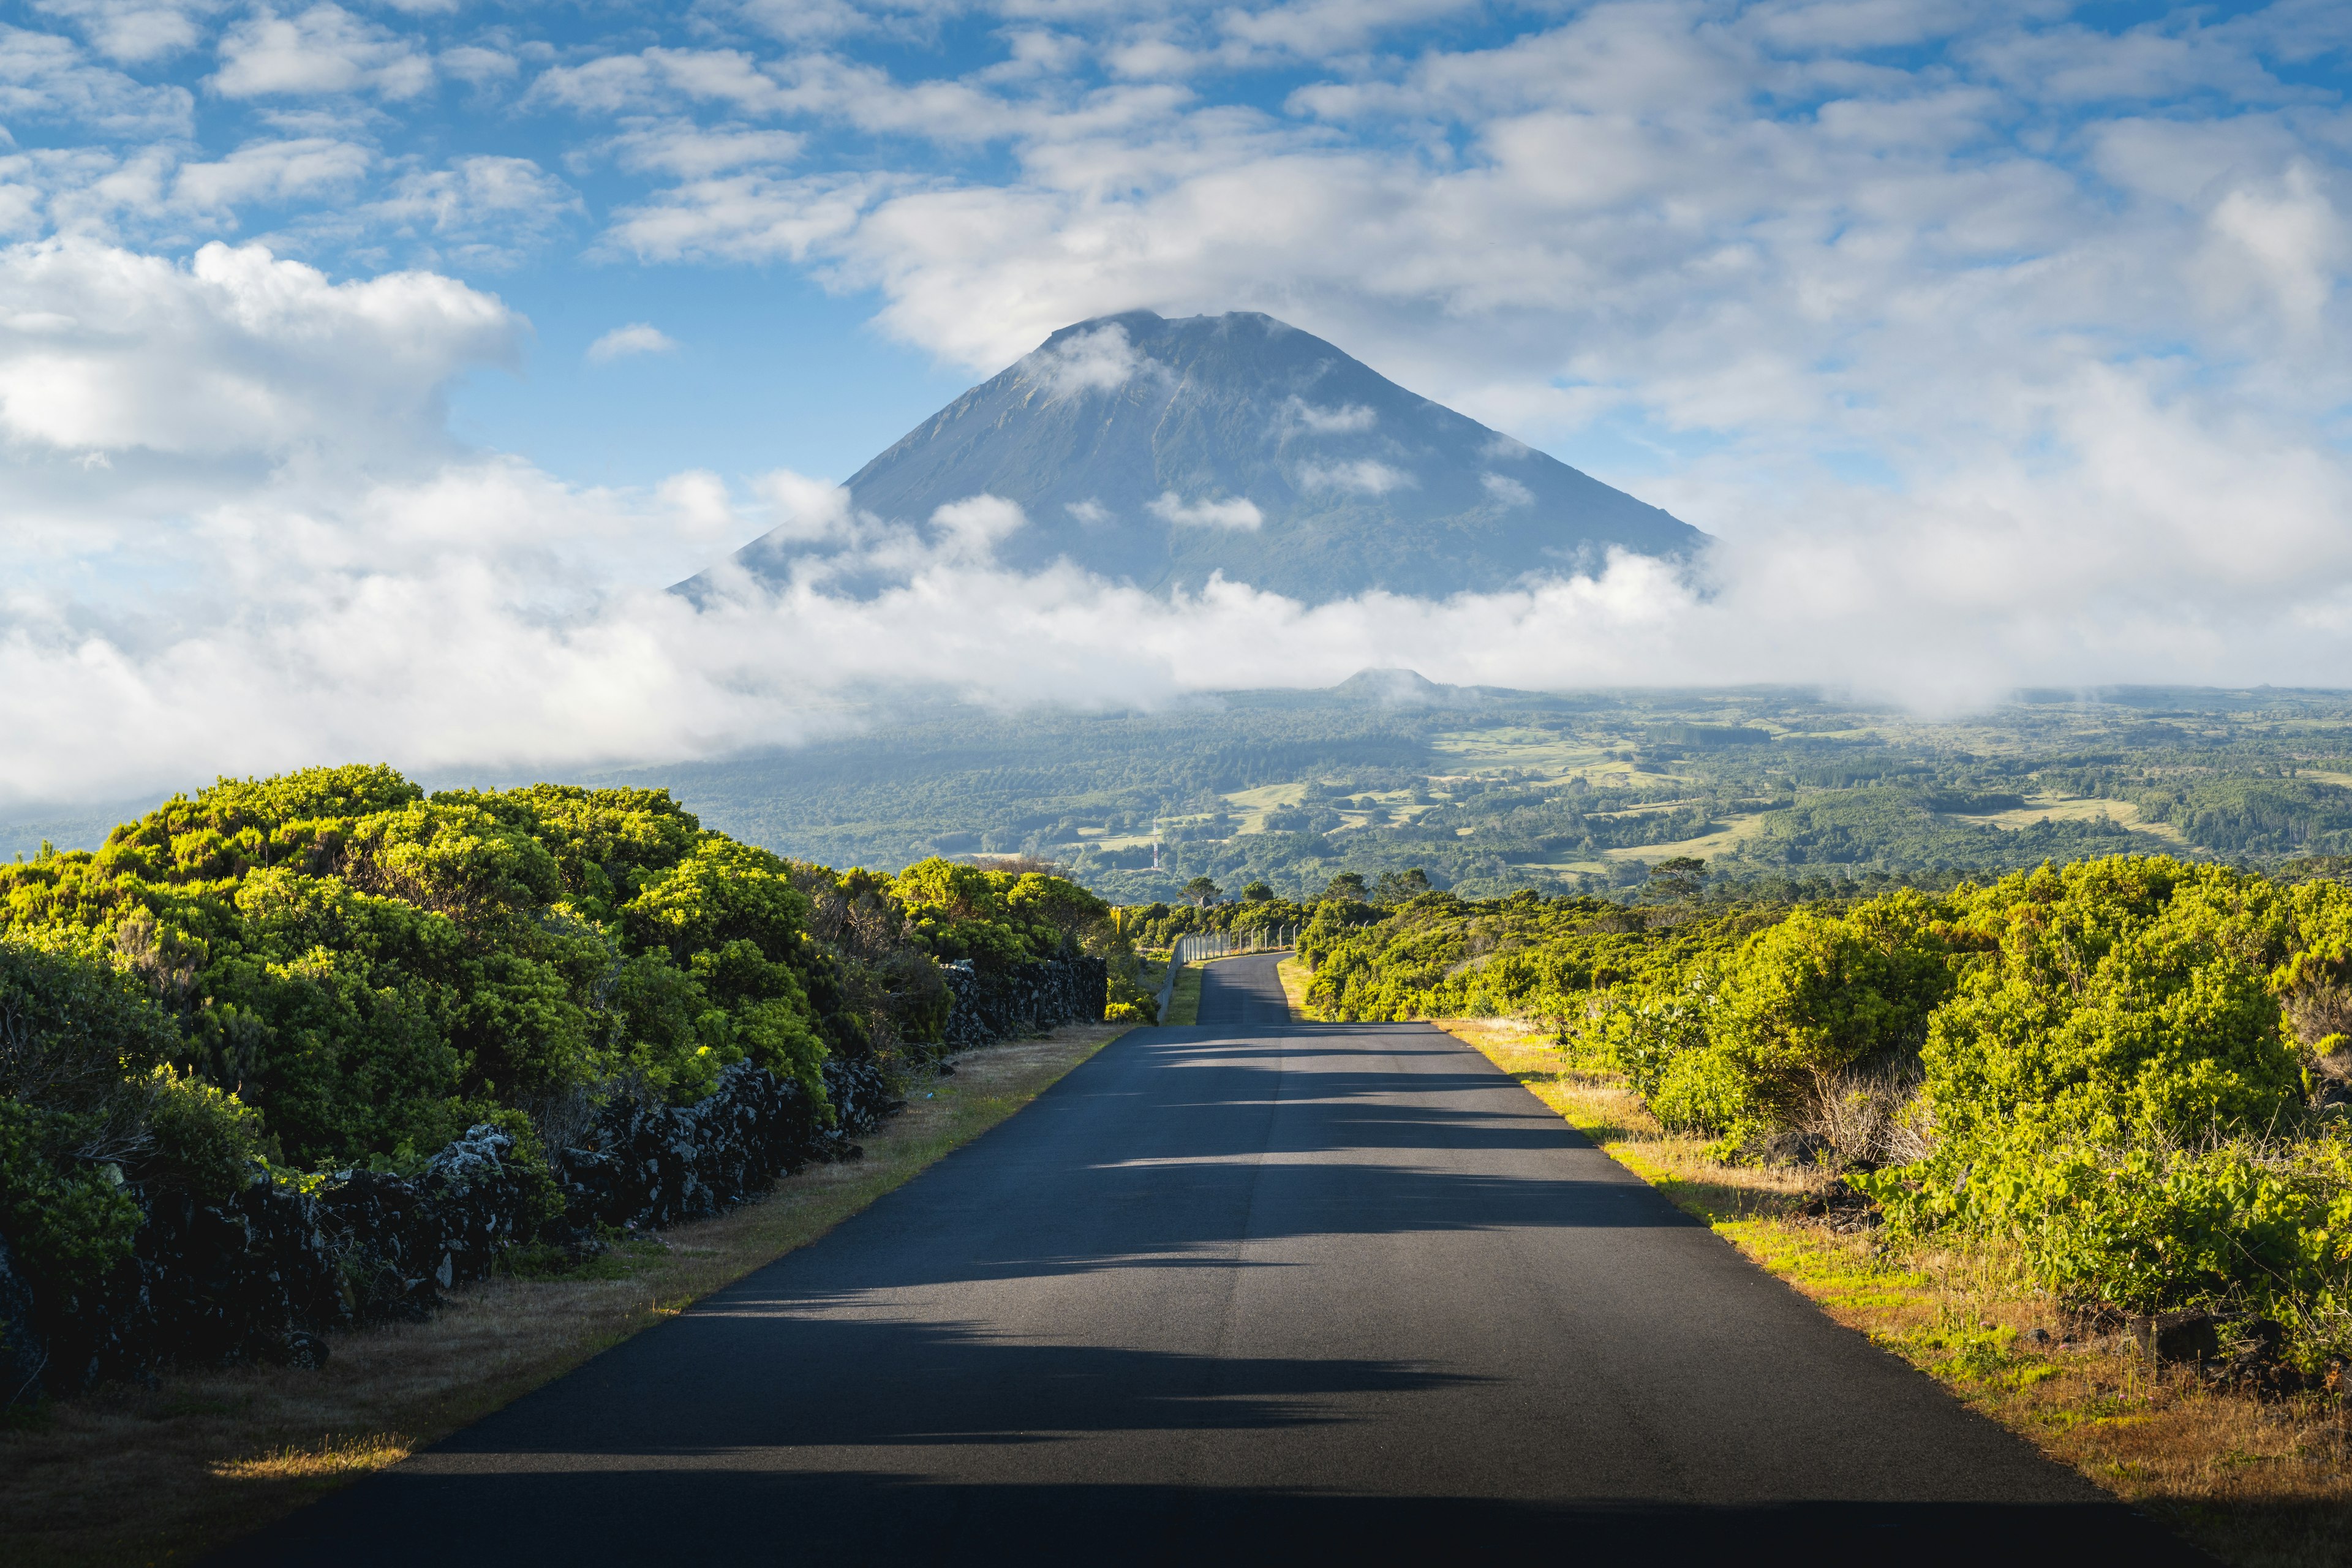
<box><xmin>0</xmin><ymin>4</ymin><xmax>2350</xmax><ymax>813</ymax></box>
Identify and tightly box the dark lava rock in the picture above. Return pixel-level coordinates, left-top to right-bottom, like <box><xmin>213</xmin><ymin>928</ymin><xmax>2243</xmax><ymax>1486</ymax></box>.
<box><xmin>0</xmin><ymin>1234</ymin><xmax>46</xmax><ymax>1408</ymax></box>
<box><xmin>1743</xmin><ymin>1129</ymin><xmax>1831</xmax><ymax>1168</ymax></box>
<box><xmin>938</xmin><ymin>957</ymin><xmax>1107</xmax><ymax>1051</ymax></box>
<box><xmin>2129</xmin><ymin>1310</ymin><xmax>2223</xmax><ymax>1366</ymax></box>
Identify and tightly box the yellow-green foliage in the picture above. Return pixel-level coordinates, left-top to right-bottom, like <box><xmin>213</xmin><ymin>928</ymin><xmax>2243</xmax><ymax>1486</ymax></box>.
<box><xmin>1308</xmin><ymin>855</ymin><xmax>2352</xmax><ymax>1341</ymax></box>
<box><xmin>1299</xmin><ymin>888</ymin><xmax>1775</xmax><ymax>1024</ymax></box>
<box><xmin>0</xmin><ymin>766</ymin><xmax>856</xmax><ymax>1169</ymax></box>
<box><xmin>890</xmin><ymin>858</ymin><xmax>1109</xmax><ymax>966</ymax></box>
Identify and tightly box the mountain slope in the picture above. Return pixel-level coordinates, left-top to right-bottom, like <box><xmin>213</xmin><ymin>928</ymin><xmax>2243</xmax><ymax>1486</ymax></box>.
<box><xmin>707</xmin><ymin>310</ymin><xmax>1705</xmax><ymax>603</ymax></box>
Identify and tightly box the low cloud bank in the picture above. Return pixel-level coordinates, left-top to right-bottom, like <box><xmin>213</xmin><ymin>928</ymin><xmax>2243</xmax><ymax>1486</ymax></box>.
<box><xmin>6</xmin><ymin>237</ymin><xmax>2351</xmax><ymax>812</ymax></box>
<box><xmin>9</xmin><ymin>424</ymin><xmax>2352</xmax><ymax>812</ymax></box>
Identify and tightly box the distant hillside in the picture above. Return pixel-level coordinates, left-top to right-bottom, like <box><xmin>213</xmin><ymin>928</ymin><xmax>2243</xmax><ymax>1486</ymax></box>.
<box><xmin>692</xmin><ymin>311</ymin><xmax>1706</xmax><ymax>603</ymax></box>
<box><xmin>530</xmin><ymin>680</ymin><xmax>2352</xmax><ymax>903</ymax></box>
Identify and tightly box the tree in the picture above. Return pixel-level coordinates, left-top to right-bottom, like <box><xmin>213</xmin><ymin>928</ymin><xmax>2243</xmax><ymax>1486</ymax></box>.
<box><xmin>1373</xmin><ymin>868</ymin><xmax>1431</xmax><ymax>905</ymax></box>
<box><xmin>1240</xmin><ymin>881</ymin><xmax>1274</xmax><ymax>902</ymax></box>
<box><xmin>1183</xmin><ymin>876</ymin><xmax>1221</xmax><ymax>907</ymax></box>
<box><xmin>1651</xmin><ymin>856</ymin><xmax>1706</xmax><ymax>900</ymax></box>
<box><xmin>1324</xmin><ymin>872</ymin><xmax>1369</xmax><ymax>901</ymax></box>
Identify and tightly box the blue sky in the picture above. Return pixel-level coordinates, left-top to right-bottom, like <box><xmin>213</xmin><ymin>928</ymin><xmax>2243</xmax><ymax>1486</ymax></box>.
<box><xmin>3</xmin><ymin>1</ymin><xmax>2351</xmax><ymax>803</ymax></box>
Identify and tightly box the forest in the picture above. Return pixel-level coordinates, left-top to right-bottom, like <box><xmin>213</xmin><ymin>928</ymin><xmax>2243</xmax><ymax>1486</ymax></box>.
<box><xmin>15</xmin><ymin>683</ymin><xmax>2352</xmax><ymax>908</ymax></box>
<box><xmin>455</xmin><ymin>680</ymin><xmax>2352</xmax><ymax>905</ymax></box>
<box><xmin>1295</xmin><ymin>853</ymin><xmax>2352</xmax><ymax>1372</ymax></box>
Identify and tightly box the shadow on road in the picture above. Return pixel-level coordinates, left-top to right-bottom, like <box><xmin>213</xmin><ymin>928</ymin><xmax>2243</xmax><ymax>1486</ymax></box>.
<box><xmin>246</xmin><ymin>1471</ymin><xmax>2204</xmax><ymax>1566</ymax></box>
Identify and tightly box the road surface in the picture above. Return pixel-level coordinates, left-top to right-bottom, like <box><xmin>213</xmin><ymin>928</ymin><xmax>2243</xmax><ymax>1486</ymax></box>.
<box><xmin>240</xmin><ymin>954</ymin><xmax>2200</xmax><ymax>1564</ymax></box>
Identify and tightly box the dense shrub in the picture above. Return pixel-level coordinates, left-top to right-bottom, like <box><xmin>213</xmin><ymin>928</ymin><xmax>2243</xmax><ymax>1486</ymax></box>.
<box><xmin>1296</xmin><ymin>854</ymin><xmax>2352</xmax><ymax>1357</ymax></box>
<box><xmin>1</xmin><ymin>768</ymin><xmax>1118</xmax><ymax>1395</ymax></box>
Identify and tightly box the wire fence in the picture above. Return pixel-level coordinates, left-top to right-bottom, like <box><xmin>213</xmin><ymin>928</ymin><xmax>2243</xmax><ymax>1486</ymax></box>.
<box><xmin>1156</xmin><ymin>924</ymin><xmax>1298</xmax><ymax>1024</ymax></box>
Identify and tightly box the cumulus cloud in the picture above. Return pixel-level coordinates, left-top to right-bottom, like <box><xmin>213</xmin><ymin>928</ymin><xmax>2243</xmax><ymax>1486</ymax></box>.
<box><xmin>0</xmin><ymin>237</ymin><xmax>515</xmax><ymax>462</ymax></box>
<box><xmin>31</xmin><ymin>0</ymin><xmax>221</xmax><ymax>64</ymax></box>
<box><xmin>167</xmin><ymin>136</ymin><xmax>372</xmax><ymax>217</ymax></box>
<box><xmin>1066</xmin><ymin>498</ymin><xmax>1110</xmax><ymax>524</ymax></box>
<box><xmin>1297</xmin><ymin>459</ymin><xmax>1413</xmax><ymax>494</ymax></box>
<box><xmin>1030</xmin><ymin>322</ymin><xmax>1145</xmax><ymax>396</ymax></box>
<box><xmin>586</xmin><ymin>322</ymin><xmax>677</xmax><ymax>363</ymax></box>
<box><xmin>1147</xmin><ymin>491</ymin><xmax>1264</xmax><ymax>529</ymax></box>
<box><xmin>598</xmin><ymin>170</ymin><xmax>881</xmax><ymax>264</ymax></box>
<box><xmin>0</xmin><ymin>22</ymin><xmax>194</xmax><ymax>132</ymax></box>
<box><xmin>1286</xmin><ymin>398</ymin><xmax>1376</xmax><ymax>433</ymax></box>
<box><xmin>211</xmin><ymin>4</ymin><xmax>432</xmax><ymax>100</ymax></box>
<box><xmin>367</xmin><ymin>156</ymin><xmax>581</xmax><ymax>267</ymax></box>
<box><xmin>1481</xmin><ymin>472</ymin><xmax>1531</xmax><ymax>507</ymax></box>
<box><xmin>606</xmin><ymin>121</ymin><xmax>805</xmax><ymax>178</ymax></box>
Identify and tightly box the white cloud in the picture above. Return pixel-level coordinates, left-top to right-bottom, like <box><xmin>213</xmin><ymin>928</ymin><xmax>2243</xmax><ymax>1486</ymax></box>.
<box><xmin>439</xmin><ymin>45</ymin><xmax>516</xmax><ymax>87</ymax></box>
<box><xmin>29</xmin><ymin>1</ymin><xmax>221</xmax><ymax>64</ymax></box>
<box><xmin>929</xmin><ymin>492</ymin><xmax>1026</xmax><ymax>558</ymax></box>
<box><xmin>1297</xmin><ymin>458</ymin><xmax>1413</xmax><ymax>494</ymax></box>
<box><xmin>0</xmin><ymin>23</ymin><xmax>194</xmax><ymax>132</ymax></box>
<box><xmin>1286</xmin><ymin>398</ymin><xmax>1375</xmax><ymax>432</ymax></box>
<box><xmin>1481</xmin><ymin>472</ymin><xmax>1531</xmax><ymax>507</ymax></box>
<box><xmin>211</xmin><ymin>4</ymin><xmax>431</xmax><ymax>100</ymax></box>
<box><xmin>586</xmin><ymin>322</ymin><xmax>676</xmax><ymax>363</ymax></box>
<box><xmin>367</xmin><ymin>156</ymin><xmax>580</xmax><ymax>266</ymax></box>
<box><xmin>607</xmin><ymin>122</ymin><xmax>805</xmax><ymax>178</ymax></box>
<box><xmin>600</xmin><ymin>170</ymin><xmax>884</xmax><ymax>264</ymax></box>
<box><xmin>1066</xmin><ymin>497</ymin><xmax>1110</xmax><ymax>524</ymax></box>
<box><xmin>168</xmin><ymin>137</ymin><xmax>372</xmax><ymax>217</ymax></box>
<box><xmin>0</xmin><ymin>237</ymin><xmax>516</xmax><ymax>461</ymax></box>
<box><xmin>1030</xmin><ymin>322</ymin><xmax>1144</xmax><ymax>396</ymax></box>
<box><xmin>526</xmin><ymin>47</ymin><xmax>788</xmax><ymax>117</ymax></box>
<box><xmin>1148</xmin><ymin>491</ymin><xmax>1264</xmax><ymax>529</ymax></box>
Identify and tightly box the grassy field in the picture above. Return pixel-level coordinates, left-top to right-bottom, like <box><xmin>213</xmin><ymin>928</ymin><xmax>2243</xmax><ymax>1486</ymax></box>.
<box><xmin>1439</xmin><ymin>1017</ymin><xmax>2352</xmax><ymax>1568</ymax></box>
<box><xmin>1951</xmin><ymin>792</ymin><xmax>2189</xmax><ymax>843</ymax></box>
<box><xmin>0</xmin><ymin>1023</ymin><xmax>1131</xmax><ymax>1567</ymax></box>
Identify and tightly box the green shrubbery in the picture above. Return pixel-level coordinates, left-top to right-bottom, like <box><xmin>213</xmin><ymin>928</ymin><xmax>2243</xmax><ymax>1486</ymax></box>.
<box><xmin>1299</xmin><ymin>855</ymin><xmax>2352</xmax><ymax>1361</ymax></box>
<box><xmin>1</xmin><ymin>938</ymin><xmax>266</xmax><ymax>1313</ymax></box>
<box><xmin>1</xmin><ymin>767</ymin><xmax>1121</xmax><ymax>1347</ymax></box>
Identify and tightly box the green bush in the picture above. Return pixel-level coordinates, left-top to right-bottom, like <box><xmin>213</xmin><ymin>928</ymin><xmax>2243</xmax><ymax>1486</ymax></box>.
<box><xmin>1292</xmin><ymin>854</ymin><xmax>2352</xmax><ymax>1347</ymax></box>
<box><xmin>0</xmin><ymin>937</ymin><xmax>211</xmax><ymax>1308</ymax></box>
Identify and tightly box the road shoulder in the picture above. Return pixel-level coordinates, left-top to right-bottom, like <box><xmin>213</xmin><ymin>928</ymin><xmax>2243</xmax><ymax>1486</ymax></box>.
<box><xmin>1439</xmin><ymin>1016</ymin><xmax>2351</xmax><ymax>1568</ymax></box>
<box><xmin>2</xmin><ymin>1024</ymin><xmax>1131</xmax><ymax>1568</ymax></box>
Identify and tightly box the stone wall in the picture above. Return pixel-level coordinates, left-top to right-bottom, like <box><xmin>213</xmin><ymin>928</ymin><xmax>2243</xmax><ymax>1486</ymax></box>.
<box><xmin>939</xmin><ymin>956</ymin><xmax>1109</xmax><ymax>1050</ymax></box>
<box><xmin>3</xmin><ymin>1057</ymin><xmax>903</xmax><ymax>1401</ymax></box>
<box><xmin>2</xmin><ymin>956</ymin><xmax>1103</xmax><ymax>1403</ymax></box>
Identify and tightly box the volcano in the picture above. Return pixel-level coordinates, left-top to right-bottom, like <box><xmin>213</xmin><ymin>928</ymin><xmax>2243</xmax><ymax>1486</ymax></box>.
<box><xmin>691</xmin><ymin>310</ymin><xmax>1705</xmax><ymax>604</ymax></box>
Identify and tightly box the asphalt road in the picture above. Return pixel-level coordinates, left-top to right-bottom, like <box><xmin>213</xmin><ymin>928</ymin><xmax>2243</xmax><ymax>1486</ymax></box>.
<box><xmin>240</xmin><ymin>955</ymin><xmax>2203</xmax><ymax>1564</ymax></box>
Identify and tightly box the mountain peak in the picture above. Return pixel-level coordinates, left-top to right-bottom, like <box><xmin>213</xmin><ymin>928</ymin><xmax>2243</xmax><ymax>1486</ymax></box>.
<box><xmin>1331</xmin><ymin>668</ymin><xmax>1466</xmax><ymax>706</ymax></box>
<box><xmin>701</xmin><ymin>311</ymin><xmax>1705</xmax><ymax>605</ymax></box>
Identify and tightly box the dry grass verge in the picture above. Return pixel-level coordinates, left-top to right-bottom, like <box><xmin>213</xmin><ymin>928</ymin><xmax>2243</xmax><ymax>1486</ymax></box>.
<box><xmin>1</xmin><ymin>1022</ymin><xmax>1130</xmax><ymax>1567</ymax></box>
<box><xmin>1276</xmin><ymin>956</ymin><xmax>1312</xmax><ymax>1016</ymax></box>
<box><xmin>1440</xmin><ymin>1017</ymin><xmax>2352</xmax><ymax>1568</ymax></box>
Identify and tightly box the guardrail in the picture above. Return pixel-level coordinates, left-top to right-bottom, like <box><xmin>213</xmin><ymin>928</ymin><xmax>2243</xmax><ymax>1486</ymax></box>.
<box><xmin>1156</xmin><ymin>924</ymin><xmax>1300</xmax><ymax>1024</ymax></box>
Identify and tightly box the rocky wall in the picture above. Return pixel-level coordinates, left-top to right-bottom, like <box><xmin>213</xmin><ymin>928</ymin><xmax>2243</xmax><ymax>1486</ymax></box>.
<box><xmin>2</xmin><ymin>1055</ymin><xmax>901</xmax><ymax>1402</ymax></box>
<box><xmin>938</xmin><ymin>956</ymin><xmax>1108</xmax><ymax>1050</ymax></box>
<box><xmin>2</xmin><ymin>958</ymin><xmax>1101</xmax><ymax>1403</ymax></box>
